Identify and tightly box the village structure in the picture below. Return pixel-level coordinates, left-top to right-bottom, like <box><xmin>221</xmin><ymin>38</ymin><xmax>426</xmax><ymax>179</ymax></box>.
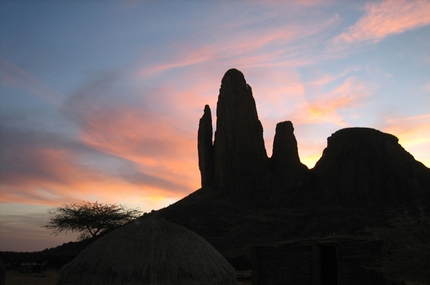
<box><xmin>2</xmin><ymin>69</ymin><xmax>430</xmax><ymax>284</ymax></box>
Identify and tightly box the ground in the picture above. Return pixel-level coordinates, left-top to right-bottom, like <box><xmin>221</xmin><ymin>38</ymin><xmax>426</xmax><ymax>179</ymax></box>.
<box><xmin>5</xmin><ymin>269</ymin><xmax>60</xmax><ymax>285</ymax></box>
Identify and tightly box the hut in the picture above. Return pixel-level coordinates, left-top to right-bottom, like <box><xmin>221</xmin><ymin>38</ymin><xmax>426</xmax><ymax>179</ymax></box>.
<box><xmin>57</xmin><ymin>216</ymin><xmax>237</xmax><ymax>285</ymax></box>
<box><xmin>252</xmin><ymin>236</ymin><xmax>384</xmax><ymax>285</ymax></box>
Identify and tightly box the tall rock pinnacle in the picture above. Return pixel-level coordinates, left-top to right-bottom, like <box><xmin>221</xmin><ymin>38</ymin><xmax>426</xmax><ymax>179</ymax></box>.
<box><xmin>270</xmin><ymin>121</ymin><xmax>308</xmax><ymax>191</ymax></box>
<box><xmin>213</xmin><ymin>69</ymin><xmax>271</xmax><ymax>198</ymax></box>
<box><xmin>198</xmin><ymin>105</ymin><xmax>215</xmax><ymax>187</ymax></box>
<box><xmin>196</xmin><ymin>68</ymin><xmax>430</xmax><ymax>208</ymax></box>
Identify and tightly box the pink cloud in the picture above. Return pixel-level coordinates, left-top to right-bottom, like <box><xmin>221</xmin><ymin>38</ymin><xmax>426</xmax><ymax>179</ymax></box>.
<box><xmin>0</xmin><ymin>111</ymin><xmax>195</xmax><ymax>211</ymax></box>
<box><xmin>381</xmin><ymin>114</ymin><xmax>430</xmax><ymax>167</ymax></box>
<box><xmin>0</xmin><ymin>146</ymin><xmax>94</xmax><ymax>205</ymax></box>
<box><xmin>289</xmin><ymin>76</ymin><xmax>372</xmax><ymax>126</ymax></box>
<box><xmin>78</xmin><ymin>106</ymin><xmax>200</xmax><ymax>183</ymax></box>
<box><xmin>135</xmin><ymin>46</ymin><xmax>217</xmax><ymax>79</ymax></box>
<box><xmin>134</xmin><ymin>12</ymin><xmax>339</xmax><ymax>81</ymax></box>
<box><xmin>63</xmin><ymin>82</ymin><xmax>202</xmax><ymax>195</ymax></box>
<box><xmin>0</xmin><ymin>142</ymin><xmax>188</xmax><ymax>211</ymax></box>
<box><xmin>333</xmin><ymin>0</ymin><xmax>430</xmax><ymax>44</ymax></box>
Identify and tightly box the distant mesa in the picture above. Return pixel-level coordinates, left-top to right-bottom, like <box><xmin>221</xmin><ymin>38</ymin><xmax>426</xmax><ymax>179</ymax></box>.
<box><xmin>312</xmin><ymin>127</ymin><xmax>430</xmax><ymax>206</ymax></box>
<box><xmin>197</xmin><ymin>68</ymin><xmax>430</xmax><ymax>207</ymax></box>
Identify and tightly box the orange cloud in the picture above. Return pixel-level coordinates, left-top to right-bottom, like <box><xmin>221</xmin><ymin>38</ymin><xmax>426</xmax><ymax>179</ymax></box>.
<box><xmin>333</xmin><ymin>0</ymin><xmax>430</xmax><ymax>44</ymax></box>
<box><xmin>260</xmin><ymin>74</ymin><xmax>374</xmax><ymax>168</ymax></box>
<box><xmin>381</xmin><ymin>114</ymin><xmax>430</xmax><ymax>167</ymax></box>
<box><xmin>0</xmin><ymin>147</ymin><xmax>186</xmax><ymax>211</ymax></box>
<box><xmin>0</xmin><ymin>116</ymin><xmax>193</xmax><ymax>212</ymax></box>
<box><xmin>287</xmin><ymin>76</ymin><xmax>372</xmax><ymax>126</ymax></box>
<box><xmin>65</xmin><ymin>87</ymin><xmax>202</xmax><ymax>195</ymax></box>
<box><xmin>0</xmin><ymin>147</ymin><xmax>91</xmax><ymax>206</ymax></box>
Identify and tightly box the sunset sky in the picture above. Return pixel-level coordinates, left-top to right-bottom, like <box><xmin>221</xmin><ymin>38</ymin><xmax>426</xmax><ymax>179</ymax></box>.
<box><xmin>1</xmin><ymin>0</ymin><xmax>430</xmax><ymax>252</ymax></box>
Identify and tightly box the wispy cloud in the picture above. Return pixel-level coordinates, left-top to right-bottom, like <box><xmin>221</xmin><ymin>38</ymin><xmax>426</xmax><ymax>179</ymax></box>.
<box><xmin>134</xmin><ymin>10</ymin><xmax>340</xmax><ymax>81</ymax></box>
<box><xmin>284</xmin><ymin>75</ymin><xmax>372</xmax><ymax>127</ymax></box>
<box><xmin>333</xmin><ymin>0</ymin><xmax>430</xmax><ymax>44</ymax></box>
<box><xmin>62</xmin><ymin>73</ymin><xmax>201</xmax><ymax>196</ymax></box>
<box><xmin>2</xmin><ymin>0</ymin><xmax>430</xmax><ymax>252</ymax></box>
<box><xmin>0</xmin><ymin>100</ymin><xmax>193</xmax><ymax>210</ymax></box>
<box><xmin>381</xmin><ymin>114</ymin><xmax>430</xmax><ymax>166</ymax></box>
<box><xmin>0</xmin><ymin>57</ymin><xmax>59</xmax><ymax>105</ymax></box>
<box><xmin>258</xmin><ymin>68</ymin><xmax>374</xmax><ymax>169</ymax></box>
<box><xmin>309</xmin><ymin>77</ymin><xmax>371</xmax><ymax>121</ymax></box>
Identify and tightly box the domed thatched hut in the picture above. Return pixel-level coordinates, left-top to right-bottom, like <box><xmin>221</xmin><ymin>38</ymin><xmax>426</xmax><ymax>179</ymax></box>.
<box><xmin>57</xmin><ymin>216</ymin><xmax>237</xmax><ymax>285</ymax></box>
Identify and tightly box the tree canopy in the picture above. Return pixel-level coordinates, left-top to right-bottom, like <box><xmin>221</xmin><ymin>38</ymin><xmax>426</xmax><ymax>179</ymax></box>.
<box><xmin>44</xmin><ymin>201</ymin><xmax>142</xmax><ymax>240</ymax></box>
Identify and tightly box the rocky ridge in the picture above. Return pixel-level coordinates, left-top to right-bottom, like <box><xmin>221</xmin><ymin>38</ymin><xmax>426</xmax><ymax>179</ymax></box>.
<box><xmin>174</xmin><ymin>68</ymin><xmax>430</xmax><ymax>268</ymax></box>
<box><xmin>4</xmin><ymin>69</ymin><xmax>430</xmax><ymax>270</ymax></box>
<box><xmin>197</xmin><ymin>68</ymin><xmax>430</xmax><ymax>208</ymax></box>
<box><xmin>30</xmin><ymin>68</ymin><xmax>429</xmax><ymax>271</ymax></box>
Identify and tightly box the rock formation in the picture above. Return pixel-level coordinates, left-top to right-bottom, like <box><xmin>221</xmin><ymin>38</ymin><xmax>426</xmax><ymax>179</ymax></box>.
<box><xmin>270</xmin><ymin>121</ymin><xmax>308</xmax><ymax>195</ymax></box>
<box><xmin>198</xmin><ymin>105</ymin><xmax>215</xmax><ymax>187</ymax></box>
<box><xmin>171</xmin><ymin>69</ymin><xmax>430</xmax><ymax>271</ymax></box>
<box><xmin>312</xmin><ymin>127</ymin><xmax>430</xmax><ymax>206</ymax></box>
<box><xmin>197</xmin><ymin>69</ymin><xmax>275</xmax><ymax>200</ymax></box>
<box><xmin>197</xmin><ymin>68</ymin><xmax>430</xmax><ymax>207</ymax></box>
<box><xmin>213</xmin><ymin>69</ymin><xmax>272</xmax><ymax>199</ymax></box>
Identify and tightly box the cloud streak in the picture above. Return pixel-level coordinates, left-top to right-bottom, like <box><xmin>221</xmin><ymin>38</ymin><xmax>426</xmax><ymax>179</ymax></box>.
<box><xmin>333</xmin><ymin>0</ymin><xmax>430</xmax><ymax>44</ymax></box>
<box><xmin>380</xmin><ymin>114</ymin><xmax>430</xmax><ymax>166</ymax></box>
<box><xmin>0</xmin><ymin>105</ymin><xmax>193</xmax><ymax>209</ymax></box>
<box><xmin>0</xmin><ymin>57</ymin><xmax>59</xmax><ymax>105</ymax></box>
<box><xmin>1</xmin><ymin>1</ymin><xmax>429</xmax><ymax>252</ymax></box>
<box><xmin>62</xmin><ymin>72</ymin><xmax>201</xmax><ymax>193</ymax></box>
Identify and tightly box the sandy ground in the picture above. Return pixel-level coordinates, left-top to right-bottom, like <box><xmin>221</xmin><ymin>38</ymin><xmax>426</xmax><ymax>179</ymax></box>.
<box><xmin>5</xmin><ymin>270</ymin><xmax>60</xmax><ymax>285</ymax></box>
<box><xmin>5</xmin><ymin>270</ymin><xmax>251</xmax><ymax>285</ymax></box>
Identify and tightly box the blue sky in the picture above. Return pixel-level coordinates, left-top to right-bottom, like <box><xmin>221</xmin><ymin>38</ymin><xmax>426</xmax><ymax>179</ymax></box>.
<box><xmin>1</xmin><ymin>0</ymin><xmax>430</xmax><ymax>252</ymax></box>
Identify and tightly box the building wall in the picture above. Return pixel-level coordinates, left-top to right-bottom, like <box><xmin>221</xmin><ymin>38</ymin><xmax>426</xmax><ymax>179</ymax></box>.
<box><xmin>337</xmin><ymin>240</ymin><xmax>383</xmax><ymax>285</ymax></box>
<box><xmin>252</xmin><ymin>244</ymin><xmax>314</xmax><ymax>285</ymax></box>
<box><xmin>252</xmin><ymin>238</ymin><xmax>384</xmax><ymax>285</ymax></box>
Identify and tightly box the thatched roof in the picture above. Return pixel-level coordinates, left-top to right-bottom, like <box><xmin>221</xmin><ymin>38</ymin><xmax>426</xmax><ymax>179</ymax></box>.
<box><xmin>57</xmin><ymin>216</ymin><xmax>237</xmax><ymax>285</ymax></box>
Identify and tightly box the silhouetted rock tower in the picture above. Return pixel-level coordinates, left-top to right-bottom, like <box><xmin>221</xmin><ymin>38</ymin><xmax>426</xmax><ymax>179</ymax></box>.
<box><xmin>197</xmin><ymin>68</ymin><xmax>430</xmax><ymax>207</ymax></box>
<box><xmin>198</xmin><ymin>69</ymin><xmax>307</xmax><ymax>202</ymax></box>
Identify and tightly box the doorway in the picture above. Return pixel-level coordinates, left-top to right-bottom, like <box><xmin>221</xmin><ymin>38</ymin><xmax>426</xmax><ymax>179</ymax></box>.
<box><xmin>320</xmin><ymin>245</ymin><xmax>338</xmax><ymax>285</ymax></box>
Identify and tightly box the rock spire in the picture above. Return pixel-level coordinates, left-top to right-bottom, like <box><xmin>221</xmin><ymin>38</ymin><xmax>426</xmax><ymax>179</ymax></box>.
<box><xmin>198</xmin><ymin>105</ymin><xmax>215</xmax><ymax>187</ymax></box>
<box><xmin>196</xmin><ymin>68</ymin><xmax>430</xmax><ymax>208</ymax></box>
<box><xmin>270</xmin><ymin>121</ymin><xmax>308</xmax><ymax>190</ymax></box>
<box><xmin>213</xmin><ymin>69</ymin><xmax>271</xmax><ymax>198</ymax></box>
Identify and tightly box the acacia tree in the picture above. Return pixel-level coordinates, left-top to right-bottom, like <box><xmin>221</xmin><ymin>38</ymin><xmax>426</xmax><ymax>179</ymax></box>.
<box><xmin>44</xmin><ymin>201</ymin><xmax>142</xmax><ymax>240</ymax></box>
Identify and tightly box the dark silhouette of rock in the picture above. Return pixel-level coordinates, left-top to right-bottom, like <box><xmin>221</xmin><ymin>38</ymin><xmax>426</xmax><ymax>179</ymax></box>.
<box><xmin>270</xmin><ymin>121</ymin><xmax>308</xmax><ymax>192</ymax></box>
<box><xmin>167</xmin><ymin>69</ymin><xmax>430</xmax><ymax>271</ymax></box>
<box><xmin>312</xmin><ymin>127</ymin><xmax>430</xmax><ymax>206</ymax></box>
<box><xmin>42</xmin><ymin>69</ymin><xmax>430</xmax><ymax>274</ymax></box>
<box><xmin>198</xmin><ymin>105</ymin><xmax>215</xmax><ymax>187</ymax></box>
<box><xmin>196</xmin><ymin>68</ymin><xmax>430</xmax><ymax>208</ymax></box>
<box><xmin>213</xmin><ymin>69</ymin><xmax>272</xmax><ymax>199</ymax></box>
